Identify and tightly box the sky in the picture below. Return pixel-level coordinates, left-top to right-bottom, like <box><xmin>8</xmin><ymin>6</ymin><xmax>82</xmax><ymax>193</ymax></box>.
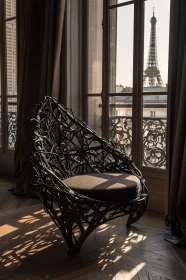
<box><xmin>115</xmin><ymin>0</ymin><xmax>170</xmax><ymax>87</ymax></box>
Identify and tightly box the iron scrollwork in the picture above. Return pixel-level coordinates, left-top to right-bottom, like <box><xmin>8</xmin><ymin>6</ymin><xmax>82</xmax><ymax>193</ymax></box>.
<box><xmin>109</xmin><ymin>117</ymin><xmax>132</xmax><ymax>158</ymax></box>
<box><xmin>142</xmin><ymin>118</ymin><xmax>167</xmax><ymax>169</ymax></box>
<box><xmin>109</xmin><ymin>116</ymin><xmax>167</xmax><ymax>169</ymax></box>
<box><xmin>8</xmin><ymin>112</ymin><xmax>17</xmax><ymax>150</ymax></box>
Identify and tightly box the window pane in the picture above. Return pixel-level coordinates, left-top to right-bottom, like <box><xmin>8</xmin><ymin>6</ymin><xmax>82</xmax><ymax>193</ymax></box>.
<box><xmin>7</xmin><ymin>97</ymin><xmax>17</xmax><ymax>150</ymax></box>
<box><xmin>109</xmin><ymin>96</ymin><xmax>132</xmax><ymax>157</ymax></box>
<box><xmin>109</xmin><ymin>5</ymin><xmax>134</xmax><ymax>93</ymax></box>
<box><xmin>6</xmin><ymin>19</ymin><xmax>17</xmax><ymax>96</ymax></box>
<box><xmin>142</xmin><ymin>95</ymin><xmax>167</xmax><ymax>169</ymax></box>
<box><xmin>6</xmin><ymin>0</ymin><xmax>16</xmax><ymax>19</ymax></box>
<box><xmin>88</xmin><ymin>0</ymin><xmax>103</xmax><ymax>94</ymax></box>
<box><xmin>143</xmin><ymin>0</ymin><xmax>170</xmax><ymax>92</ymax></box>
<box><xmin>88</xmin><ymin>97</ymin><xmax>102</xmax><ymax>136</ymax></box>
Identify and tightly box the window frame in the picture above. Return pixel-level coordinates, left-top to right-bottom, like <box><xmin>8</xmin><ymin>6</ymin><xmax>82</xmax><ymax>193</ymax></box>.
<box><xmin>83</xmin><ymin>0</ymin><xmax>170</xmax><ymax>177</ymax></box>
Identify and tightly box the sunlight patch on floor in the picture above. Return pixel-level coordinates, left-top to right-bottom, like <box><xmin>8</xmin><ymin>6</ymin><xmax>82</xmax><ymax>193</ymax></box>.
<box><xmin>0</xmin><ymin>224</ymin><xmax>18</xmax><ymax>237</ymax></box>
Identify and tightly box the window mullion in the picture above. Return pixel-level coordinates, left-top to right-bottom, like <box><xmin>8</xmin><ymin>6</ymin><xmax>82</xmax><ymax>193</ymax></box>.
<box><xmin>137</xmin><ymin>0</ymin><xmax>145</xmax><ymax>169</ymax></box>
<box><xmin>132</xmin><ymin>0</ymin><xmax>144</xmax><ymax>166</ymax></box>
<box><xmin>132</xmin><ymin>0</ymin><xmax>139</xmax><ymax>165</ymax></box>
<box><xmin>82</xmin><ymin>0</ymin><xmax>88</xmax><ymax>123</ymax></box>
<box><xmin>102</xmin><ymin>0</ymin><xmax>109</xmax><ymax>140</ymax></box>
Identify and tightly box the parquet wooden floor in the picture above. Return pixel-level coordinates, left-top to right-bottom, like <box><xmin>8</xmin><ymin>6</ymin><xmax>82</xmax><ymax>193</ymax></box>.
<box><xmin>0</xmin><ymin>176</ymin><xmax>40</xmax><ymax>215</ymax></box>
<box><xmin>0</xmin><ymin>177</ymin><xmax>186</xmax><ymax>280</ymax></box>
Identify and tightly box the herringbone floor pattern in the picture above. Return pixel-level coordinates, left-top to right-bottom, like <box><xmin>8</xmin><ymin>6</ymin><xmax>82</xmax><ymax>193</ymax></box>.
<box><xmin>0</xmin><ymin>177</ymin><xmax>186</xmax><ymax>280</ymax></box>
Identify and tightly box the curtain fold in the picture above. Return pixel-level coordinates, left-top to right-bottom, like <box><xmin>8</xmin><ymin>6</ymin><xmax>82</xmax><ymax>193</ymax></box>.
<box><xmin>165</xmin><ymin>0</ymin><xmax>186</xmax><ymax>244</ymax></box>
<box><xmin>12</xmin><ymin>0</ymin><xmax>66</xmax><ymax>196</ymax></box>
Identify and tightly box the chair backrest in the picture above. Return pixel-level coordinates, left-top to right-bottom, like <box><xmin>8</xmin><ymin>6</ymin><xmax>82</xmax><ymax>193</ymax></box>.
<box><xmin>31</xmin><ymin>96</ymin><xmax>141</xmax><ymax>190</ymax></box>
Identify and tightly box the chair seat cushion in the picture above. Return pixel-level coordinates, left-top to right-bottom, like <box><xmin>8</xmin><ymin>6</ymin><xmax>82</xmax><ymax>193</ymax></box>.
<box><xmin>63</xmin><ymin>173</ymin><xmax>141</xmax><ymax>202</ymax></box>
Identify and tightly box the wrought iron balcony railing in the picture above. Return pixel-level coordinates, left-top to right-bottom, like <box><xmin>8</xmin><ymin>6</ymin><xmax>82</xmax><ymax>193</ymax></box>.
<box><xmin>109</xmin><ymin>116</ymin><xmax>167</xmax><ymax>169</ymax></box>
<box><xmin>1</xmin><ymin>106</ymin><xmax>167</xmax><ymax>169</ymax></box>
<box><xmin>8</xmin><ymin>111</ymin><xmax>17</xmax><ymax>149</ymax></box>
<box><xmin>7</xmin><ymin>96</ymin><xmax>17</xmax><ymax>150</ymax></box>
<box><xmin>0</xmin><ymin>97</ymin><xmax>17</xmax><ymax>150</ymax></box>
<box><xmin>109</xmin><ymin>116</ymin><xmax>132</xmax><ymax>158</ymax></box>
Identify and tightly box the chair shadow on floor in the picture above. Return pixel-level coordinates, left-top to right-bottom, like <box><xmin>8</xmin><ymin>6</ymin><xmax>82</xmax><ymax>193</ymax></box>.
<box><xmin>1</xmin><ymin>206</ymin><xmax>184</xmax><ymax>280</ymax></box>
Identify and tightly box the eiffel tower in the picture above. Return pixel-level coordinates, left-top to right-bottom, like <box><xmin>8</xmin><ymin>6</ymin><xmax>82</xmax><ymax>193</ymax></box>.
<box><xmin>143</xmin><ymin>8</ymin><xmax>163</xmax><ymax>87</ymax></box>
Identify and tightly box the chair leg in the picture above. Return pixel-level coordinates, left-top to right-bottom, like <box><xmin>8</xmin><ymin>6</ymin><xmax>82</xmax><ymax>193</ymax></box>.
<box><xmin>60</xmin><ymin>217</ymin><xmax>91</xmax><ymax>256</ymax></box>
<box><xmin>67</xmin><ymin>241</ymin><xmax>83</xmax><ymax>256</ymax></box>
<box><xmin>126</xmin><ymin>198</ymin><xmax>148</xmax><ymax>227</ymax></box>
<box><xmin>49</xmin><ymin>208</ymin><xmax>98</xmax><ymax>255</ymax></box>
<box><xmin>67</xmin><ymin>229</ymin><xmax>94</xmax><ymax>256</ymax></box>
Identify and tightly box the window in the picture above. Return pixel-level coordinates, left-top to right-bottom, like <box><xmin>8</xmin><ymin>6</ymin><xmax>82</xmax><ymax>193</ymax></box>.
<box><xmin>85</xmin><ymin>0</ymin><xmax>170</xmax><ymax>171</ymax></box>
<box><xmin>0</xmin><ymin>0</ymin><xmax>17</xmax><ymax>152</ymax></box>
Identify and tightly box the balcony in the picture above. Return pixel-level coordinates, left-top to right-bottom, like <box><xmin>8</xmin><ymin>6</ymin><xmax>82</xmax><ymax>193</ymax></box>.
<box><xmin>109</xmin><ymin>116</ymin><xmax>167</xmax><ymax>169</ymax></box>
<box><xmin>8</xmin><ymin>110</ymin><xmax>17</xmax><ymax>149</ymax></box>
<box><xmin>1</xmin><ymin>110</ymin><xmax>167</xmax><ymax>169</ymax></box>
<box><xmin>0</xmin><ymin>96</ymin><xmax>17</xmax><ymax>150</ymax></box>
<box><xmin>1</xmin><ymin>102</ymin><xmax>167</xmax><ymax>170</ymax></box>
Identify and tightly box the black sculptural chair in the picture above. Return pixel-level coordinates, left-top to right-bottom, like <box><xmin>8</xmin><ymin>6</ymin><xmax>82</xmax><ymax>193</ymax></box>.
<box><xmin>31</xmin><ymin>96</ymin><xmax>148</xmax><ymax>255</ymax></box>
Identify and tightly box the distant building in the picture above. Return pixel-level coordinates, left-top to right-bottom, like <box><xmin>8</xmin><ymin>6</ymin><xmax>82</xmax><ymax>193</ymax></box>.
<box><xmin>110</xmin><ymin>95</ymin><xmax>167</xmax><ymax>119</ymax></box>
<box><xmin>116</xmin><ymin>85</ymin><xmax>124</xmax><ymax>93</ymax></box>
